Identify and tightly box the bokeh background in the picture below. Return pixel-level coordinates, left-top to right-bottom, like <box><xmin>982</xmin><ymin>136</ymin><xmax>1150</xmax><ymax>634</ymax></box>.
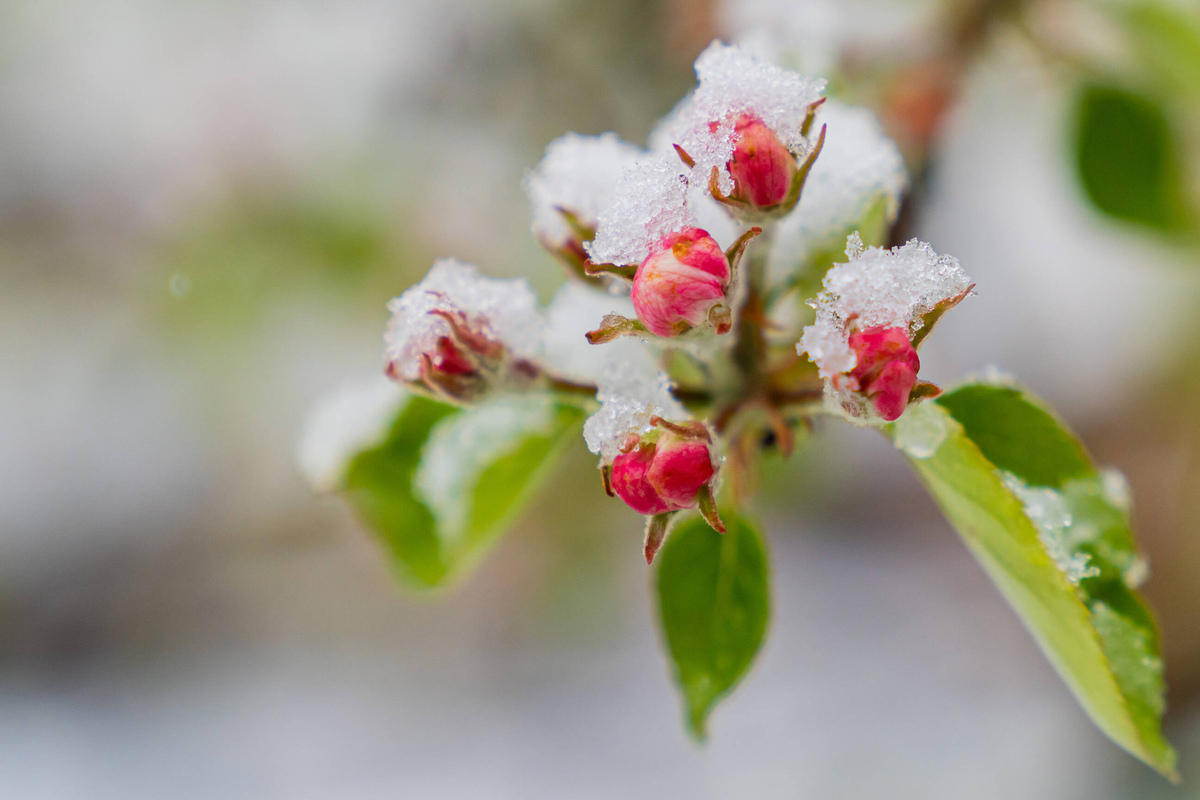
<box><xmin>3</xmin><ymin>0</ymin><xmax>1200</xmax><ymax>796</ymax></box>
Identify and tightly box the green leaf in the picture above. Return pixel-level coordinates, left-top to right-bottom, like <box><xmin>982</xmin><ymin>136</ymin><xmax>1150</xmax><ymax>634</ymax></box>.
<box><xmin>1124</xmin><ymin>2</ymin><xmax>1200</xmax><ymax>103</ymax></box>
<box><xmin>656</xmin><ymin>512</ymin><xmax>770</xmax><ymax>739</ymax></box>
<box><xmin>1072</xmin><ymin>82</ymin><xmax>1191</xmax><ymax>233</ymax></box>
<box><xmin>892</xmin><ymin>385</ymin><xmax>1176</xmax><ymax>779</ymax></box>
<box><xmin>345</xmin><ymin>395</ymin><xmax>585</xmax><ymax>590</ymax></box>
<box><xmin>935</xmin><ymin>384</ymin><xmax>1091</xmax><ymax>487</ymax></box>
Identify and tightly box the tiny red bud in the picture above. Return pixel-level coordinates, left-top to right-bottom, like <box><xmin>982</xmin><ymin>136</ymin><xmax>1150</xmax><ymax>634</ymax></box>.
<box><xmin>630</xmin><ymin>228</ymin><xmax>731</xmax><ymax>337</ymax></box>
<box><xmin>727</xmin><ymin>114</ymin><xmax>796</xmax><ymax>208</ymax></box>
<box><xmin>847</xmin><ymin>326</ymin><xmax>920</xmax><ymax>422</ymax></box>
<box><xmin>610</xmin><ymin>430</ymin><xmax>717</xmax><ymax>516</ymax></box>
<box><xmin>611</xmin><ymin>443</ymin><xmax>673</xmax><ymax>516</ymax></box>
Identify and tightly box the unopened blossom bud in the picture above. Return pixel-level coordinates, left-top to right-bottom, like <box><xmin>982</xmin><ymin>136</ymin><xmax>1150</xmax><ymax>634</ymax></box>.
<box><xmin>384</xmin><ymin>259</ymin><xmax>544</xmax><ymax>404</ymax></box>
<box><xmin>727</xmin><ymin>113</ymin><xmax>797</xmax><ymax>208</ymax></box>
<box><xmin>610</xmin><ymin>428</ymin><xmax>717</xmax><ymax>516</ymax></box>
<box><xmin>846</xmin><ymin>326</ymin><xmax>920</xmax><ymax>422</ymax></box>
<box><xmin>799</xmin><ymin>236</ymin><xmax>973</xmax><ymax>424</ymax></box>
<box><xmin>630</xmin><ymin>228</ymin><xmax>732</xmax><ymax>337</ymax></box>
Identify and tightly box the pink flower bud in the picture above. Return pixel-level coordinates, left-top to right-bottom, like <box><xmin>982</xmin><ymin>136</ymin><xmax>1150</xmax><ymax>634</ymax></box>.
<box><xmin>630</xmin><ymin>228</ymin><xmax>732</xmax><ymax>337</ymax></box>
<box><xmin>846</xmin><ymin>326</ymin><xmax>920</xmax><ymax>422</ymax></box>
<box><xmin>610</xmin><ymin>430</ymin><xmax>717</xmax><ymax>515</ymax></box>
<box><xmin>727</xmin><ymin>113</ymin><xmax>797</xmax><ymax>208</ymax></box>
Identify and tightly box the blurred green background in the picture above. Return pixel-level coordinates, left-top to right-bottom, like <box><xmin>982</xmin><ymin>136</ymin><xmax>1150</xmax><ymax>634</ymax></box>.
<box><xmin>2</xmin><ymin>0</ymin><xmax>1200</xmax><ymax>796</ymax></box>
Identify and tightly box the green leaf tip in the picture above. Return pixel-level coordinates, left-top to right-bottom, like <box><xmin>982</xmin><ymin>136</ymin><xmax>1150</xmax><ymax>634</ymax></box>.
<box><xmin>892</xmin><ymin>380</ymin><xmax>1177</xmax><ymax>778</ymax></box>
<box><xmin>656</xmin><ymin>512</ymin><xmax>770</xmax><ymax>741</ymax></box>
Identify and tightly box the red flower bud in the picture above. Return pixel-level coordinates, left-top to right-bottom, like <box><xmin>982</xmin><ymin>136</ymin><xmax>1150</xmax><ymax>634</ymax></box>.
<box><xmin>846</xmin><ymin>326</ymin><xmax>920</xmax><ymax>422</ymax></box>
<box><xmin>630</xmin><ymin>228</ymin><xmax>732</xmax><ymax>337</ymax></box>
<box><xmin>728</xmin><ymin>113</ymin><xmax>797</xmax><ymax>208</ymax></box>
<box><xmin>610</xmin><ymin>430</ymin><xmax>716</xmax><ymax>516</ymax></box>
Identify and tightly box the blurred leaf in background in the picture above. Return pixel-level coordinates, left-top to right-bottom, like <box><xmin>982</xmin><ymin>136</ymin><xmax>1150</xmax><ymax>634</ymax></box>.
<box><xmin>1073</xmin><ymin>82</ymin><xmax>1193</xmax><ymax>234</ymax></box>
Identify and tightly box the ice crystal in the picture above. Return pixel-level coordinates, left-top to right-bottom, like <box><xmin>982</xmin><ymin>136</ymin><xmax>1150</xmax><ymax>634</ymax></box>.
<box><xmin>415</xmin><ymin>395</ymin><xmax>557</xmax><ymax>544</ymax></box>
<box><xmin>583</xmin><ymin>362</ymin><xmax>689</xmax><ymax>463</ymax></box>
<box><xmin>525</xmin><ymin>132</ymin><xmax>643</xmax><ymax>248</ymax></box>
<box><xmin>798</xmin><ymin>238</ymin><xmax>972</xmax><ymax>379</ymax></box>
<box><xmin>539</xmin><ymin>283</ymin><xmax>659</xmax><ymax>385</ymax></box>
<box><xmin>769</xmin><ymin>103</ymin><xmax>907</xmax><ymax>278</ymax></box>
<box><xmin>585</xmin><ymin>153</ymin><xmax>694</xmax><ymax>266</ymax></box>
<box><xmin>1101</xmin><ymin>467</ymin><xmax>1132</xmax><ymax>513</ymax></box>
<box><xmin>297</xmin><ymin>376</ymin><xmax>409</xmax><ymax>492</ymax></box>
<box><xmin>384</xmin><ymin>259</ymin><xmax>543</xmax><ymax>381</ymax></box>
<box><xmin>652</xmin><ymin>41</ymin><xmax>825</xmax><ymax>194</ymax></box>
<box><xmin>1002</xmin><ymin>472</ymin><xmax>1100</xmax><ymax>585</ymax></box>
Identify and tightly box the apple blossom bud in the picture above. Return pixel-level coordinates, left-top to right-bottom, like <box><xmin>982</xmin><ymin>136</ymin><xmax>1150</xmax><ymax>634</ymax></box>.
<box><xmin>630</xmin><ymin>228</ymin><xmax>732</xmax><ymax>337</ymax></box>
<box><xmin>846</xmin><ymin>326</ymin><xmax>920</xmax><ymax>422</ymax></box>
<box><xmin>384</xmin><ymin>259</ymin><xmax>544</xmax><ymax>404</ymax></box>
<box><xmin>728</xmin><ymin>113</ymin><xmax>797</xmax><ymax>208</ymax></box>
<box><xmin>610</xmin><ymin>428</ymin><xmax>717</xmax><ymax>516</ymax></box>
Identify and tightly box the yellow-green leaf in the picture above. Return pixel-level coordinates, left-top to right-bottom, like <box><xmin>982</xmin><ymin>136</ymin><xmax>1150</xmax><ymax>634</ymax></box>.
<box><xmin>893</xmin><ymin>384</ymin><xmax>1176</xmax><ymax>779</ymax></box>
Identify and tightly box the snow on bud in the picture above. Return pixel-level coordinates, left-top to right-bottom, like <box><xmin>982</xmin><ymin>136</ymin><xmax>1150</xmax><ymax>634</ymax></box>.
<box><xmin>585</xmin><ymin>153</ymin><xmax>694</xmax><ymax>268</ymax></box>
<box><xmin>582</xmin><ymin>364</ymin><xmax>723</xmax><ymax>560</ymax></box>
<box><xmin>798</xmin><ymin>234</ymin><xmax>973</xmax><ymax>422</ymax></box>
<box><xmin>525</xmin><ymin>133</ymin><xmax>643</xmax><ymax>275</ymax></box>
<box><xmin>652</xmin><ymin>41</ymin><xmax>825</xmax><ymax>216</ymax></box>
<box><xmin>583</xmin><ymin>362</ymin><xmax>689</xmax><ymax>463</ymax></box>
<box><xmin>631</xmin><ymin>227</ymin><xmax>732</xmax><ymax>337</ymax></box>
<box><xmin>384</xmin><ymin>259</ymin><xmax>543</xmax><ymax>403</ymax></box>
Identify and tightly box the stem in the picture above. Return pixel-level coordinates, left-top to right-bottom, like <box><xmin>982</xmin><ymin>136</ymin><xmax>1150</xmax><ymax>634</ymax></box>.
<box><xmin>547</xmin><ymin>377</ymin><xmax>599</xmax><ymax>396</ymax></box>
<box><xmin>730</xmin><ymin>221</ymin><xmax>776</xmax><ymax>394</ymax></box>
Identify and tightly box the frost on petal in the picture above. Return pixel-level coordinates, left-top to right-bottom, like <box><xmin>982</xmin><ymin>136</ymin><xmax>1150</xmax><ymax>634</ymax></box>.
<box><xmin>414</xmin><ymin>395</ymin><xmax>557</xmax><ymax>545</ymax></box>
<box><xmin>539</xmin><ymin>282</ymin><xmax>660</xmax><ymax>385</ymax></box>
<box><xmin>297</xmin><ymin>376</ymin><xmax>409</xmax><ymax>492</ymax></box>
<box><xmin>585</xmin><ymin>154</ymin><xmax>694</xmax><ymax>266</ymax></box>
<box><xmin>583</xmin><ymin>362</ymin><xmax>689</xmax><ymax>463</ymax></box>
<box><xmin>798</xmin><ymin>238</ymin><xmax>972</xmax><ymax>379</ymax></box>
<box><xmin>769</xmin><ymin>103</ymin><xmax>908</xmax><ymax>279</ymax></box>
<box><xmin>524</xmin><ymin>132</ymin><xmax>644</xmax><ymax>248</ymax></box>
<box><xmin>384</xmin><ymin>259</ymin><xmax>543</xmax><ymax>381</ymax></box>
<box><xmin>651</xmin><ymin>40</ymin><xmax>826</xmax><ymax>193</ymax></box>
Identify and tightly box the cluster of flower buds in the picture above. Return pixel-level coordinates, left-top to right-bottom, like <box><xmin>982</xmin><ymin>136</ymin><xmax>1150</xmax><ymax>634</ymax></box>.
<box><xmin>372</xmin><ymin>39</ymin><xmax>969</xmax><ymax>562</ymax></box>
<box><xmin>799</xmin><ymin>234</ymin><xmax>973</xmax><ymax>423</ymax></box>
<box><xmin>384</xmin><ymin>259</ymin><xmax>544</xmax><ymax>404</ymax></box>
<box><xmin>523</xmin><ymin>43</ymin><xmax>838</xmax><ymax>543</ymax></box>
